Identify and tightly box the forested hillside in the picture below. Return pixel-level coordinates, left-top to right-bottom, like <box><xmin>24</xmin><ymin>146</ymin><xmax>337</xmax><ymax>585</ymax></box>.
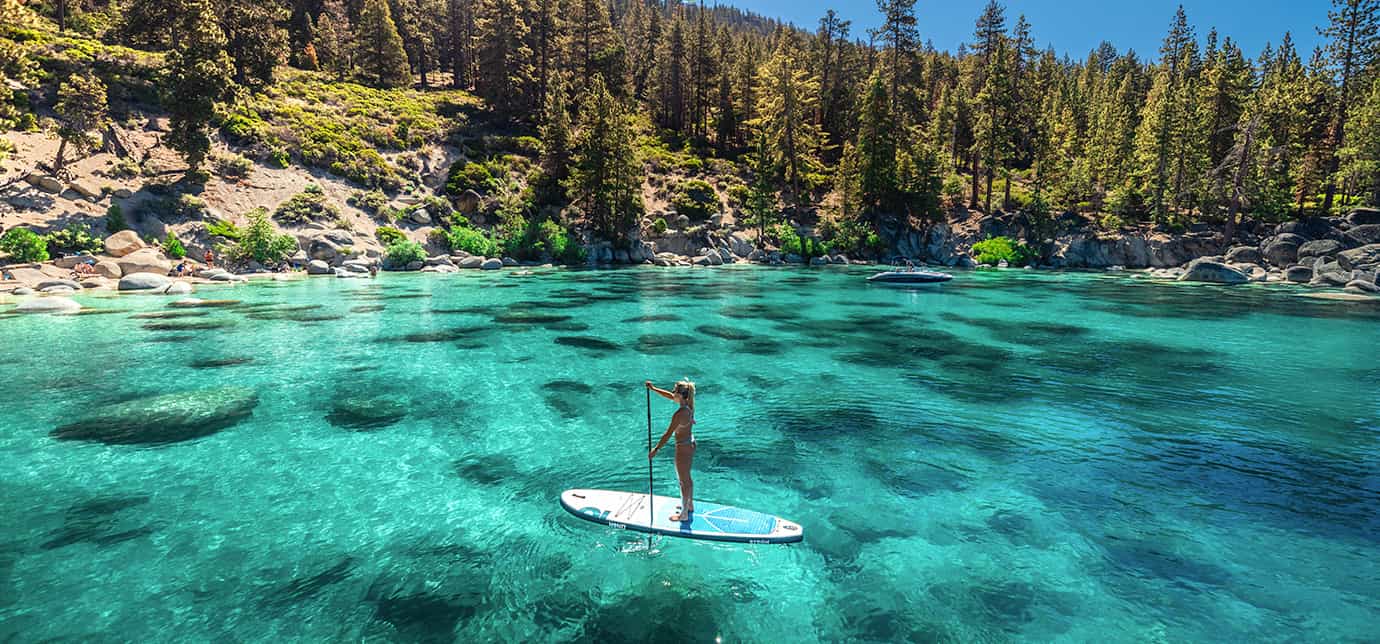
<box><xmin>3</xmin><ymin>0</ymin><xmax>1379</xmax><ymax>259</ymax></box>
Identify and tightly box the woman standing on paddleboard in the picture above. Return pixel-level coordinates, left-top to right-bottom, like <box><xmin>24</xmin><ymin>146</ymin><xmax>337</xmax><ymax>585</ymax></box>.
<box><xmin>647</xmin><ymin>379</ymin><xmax>696</xmax><ymax>522</ymax></box>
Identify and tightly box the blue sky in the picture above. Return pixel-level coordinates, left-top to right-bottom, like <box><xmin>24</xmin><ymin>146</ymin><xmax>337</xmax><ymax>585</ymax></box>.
<box><xmin>733</xmin><ymin>0</ymin><xmax>1331</xmax><ymax>59</ymax></box>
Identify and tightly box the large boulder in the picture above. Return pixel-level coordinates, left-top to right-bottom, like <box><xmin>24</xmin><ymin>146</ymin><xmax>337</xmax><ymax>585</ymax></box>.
<box><xmin>307</xmin><ymin>236</ymin><xmax>342</xmax><ymax>261</ymax></box>
<box><xmin>1224</xmin><ymin>246</ymin><xmax>1262</xmax><ymax>265</ymax></box>
<box><xmin>51</xmin><ymin>387</ymin><xmax>259</xmax><ymax>445</ymax></box>
<box><xmin>36</xmin><ymin>279</ymin><xmax>82</xmax><ymax>291</ymax></box>
<box><xmin>1262</xmin><ymin>235</ymin><xmax>1305</xmax><ymax>267</ymax></box>
<box><xmin>69</xmin><ymin>179</ymin><xmax>102</xmax><ymax>201</ymax></box>
<box><xmin>1276</xmin><ymin>218</ymin><xmax>1338</xmax><ymax>240</ymax></box>
<box><xmin>1345</xmin><ymin>224</ymin><xmax>1380</xmax><ymax>247</ymax></box>
<box><xmin>1178</xmin><ymin>258</ymin><xmax>1249</xmax><ymax>285</ymax></box>
<box><xmin>409</xmin><ymin>208</ymin><xmax>431</xmax><ymax>225</ymax></box>
<box><xmin>15</xmin><ymin>297</ymin><xmax>81</xmax><ymax>314</ymax></box>
<box><xmin>1346</xmin><ymin>280</ymin><xmax>1380</xmax><ymax>294</ymax></box>
<box><xmin>456</xmin><ymin>190</ymin><xmax>482</xmax><ymax>215</ymax></box>
<box><xmin>105</xmin><ymin>230</ymin><xmax>145</xmax><ymax>257</ymax></box>
<box><xmin>306</xmin><ymin>259</ymin><xmax>332</xmax><ymax>275</ymax></box>
<box><xmin>1285</xmin><ymin>265</ymin><xmax>1314</xmax><ymax>283</ymax></box>
<box><xmin>24</xmin><ymin>173</ymin><xmax>63</xmax><ymax>193</ymax></box>
<box><xmin>116</xmin><ymin>249</ymin><xmax>171</xmax><ymax>276</ymax></box>
<box><xmin>1339</xmin><ymin>244</ymin><xmax>1380</xmax><ymax>271</ymax></box>
<box><xmin>1346</xmin><ymin>208</ymin><xmax>1380</xmax><ymax>226</ymax></box>
<box><xmin>94</xmin><ymin>260</ymin><xmax>122</xmax><ymax>279</ymax></box>
<box><xmin>480</xmin><ymin>257</ymin><xmax>503</xmax><ymax>270</ymax></box>
<box><xmin>118</xmin><ymin>272</ymin><xmax>173</xmax><ymax>291</ymax></box>
<box><xmin>458</xmin><ymin>256</ymin><xmax>485</xmax><ymax>269</ymax></box>
<box><xmin>1297</xmin><ymin>239</ymin><xmax>1344</xmax><ymax>260</ymax></box>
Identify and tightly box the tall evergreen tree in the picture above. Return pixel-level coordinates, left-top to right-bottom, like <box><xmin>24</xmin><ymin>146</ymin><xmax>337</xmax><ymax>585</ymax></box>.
<box><xmin>356</xmin><ymin>0</ymin><xmax>412</xmax><ymax>88</ymax></box>
<box><xmin>475</xmin><ymin>0</ymin><xmax>535</xmax><ymax>114</ymax></box>
<box><xmin>565</xmin><ymin>77</ymin><xmax>644</xmax><ymax>244</ymax></box>
<box><xmin>221</xmin><ymin>0</ymin><xmax>289</xmax><ymax>89</ymax></box>
<box><xmin>166</xmin><ymin>0</ymin><xmax>235</xmax><ymax>176</ymax></box>
<box><xmin>852</xmin><ymin>74</ymin><xmax>899</xmax><ymax>222</ymax></box>
<box><xmin>1319</xmin><ymin>0</ymin><xmax>1380</xmax><ymax>213</ymax></box>
<box><xmin>873</xmin><ymin>0</ymin><xmax>918</xmax><ymax>116</ymax></box>
<box><xmin>315</xmin><ymin>0</ymin><xmax>356</xmax><ymax>81</ymax></box>
<box><xmin>53</xmin><ymin>72</ymin><xmax>108</xmax><ymax>174</ymax></box>
<box><xmin>752</xmin><ymin>33</ymin><xmax>823</xmax><ymax>202</ymax></box>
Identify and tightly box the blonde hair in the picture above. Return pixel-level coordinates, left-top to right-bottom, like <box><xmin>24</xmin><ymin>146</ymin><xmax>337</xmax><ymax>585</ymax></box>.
<box><xmin>674</xmin><ymin>379</ymin><xmax>696</xmax><ymax>405</ymax></box>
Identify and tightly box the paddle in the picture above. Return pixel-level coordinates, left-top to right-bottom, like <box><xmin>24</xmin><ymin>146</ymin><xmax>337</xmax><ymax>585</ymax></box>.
<box><xmin>646</xmin><ymin>385</ymin><xmax>654</xmax><ymax>544</ymax></box>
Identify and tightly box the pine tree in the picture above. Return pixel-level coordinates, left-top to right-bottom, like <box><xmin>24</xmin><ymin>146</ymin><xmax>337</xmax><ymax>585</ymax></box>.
<box><xmin>752</xmin><ymin>33</ymin><xmax>823</xmax><ymax>202</ymax></box>
<box><xmin>356</xmin><ymin>0</ymin><xmax>412</xmax><ymax>88</ymax></box>
<box><xmin>654</xmin><ymin>12</ymin><xmax>688</xmax><ymax>133</ymax></box>
<box><xmin>221</xmin><ymin>0</ymin><xmax>289</xmax><ymax>89</ymax></box>
<box><xmin>815</xmin><ymin>10</ymin><xmax>852</xmax><ymax>153</ymax></box>
<box><xmin>315</xmin><ymin>0</ymin><xmax>356</xmax><ymax>81</ymax></box>
<box><xmin>975</xmin><ymin>39</ymin><xmax>1013</xmax><ymax>212</ymax></box>
<box><xmin>565</xmin><ymin>76</ymin><xmax>644</xmax><ymax>244</ymax></box>
<box><xmin>714</xmin><ymin>26</ymin><xmax>739</xmax><ymax>152</ymax></box>
<box><xmin>53</xmin><ymin>72</ymin><xmax>108</xmax><ymax>174</ymax></box>
<box><xmin>116</xmin><ymin>0</ymin><xmax>179</xmax><ymax>50</ymax></box>
<box><xmin>874</xmin><ymin>0</ymin><xmax>918</xmax><ymax>116</ymax></box>
<box><xmin>852</xmin><ymin>74</ymin><xmax>899</xmax><ymax>222</ymax></box>
<box><xmin>447</xmin><ymin>0</ymin><xmax>476</xmax><ymax>89</ymax></box>
<box><xmin>538</xmin><ymin>77</ymin><xmax>574</xmax><ymax>203</ymax></box>
<box><xmin>1135</xmin><ymin>7</ymin><xmax>1195</xmax><ymax>223</ymax></box>
<box><xmin>475</xmin><ymin>0</ymin><xmax>535</xmax><ymax>114</ymax></box>
<box><xmin>1342</xmin><ymin>76</ymin><xmax>1380</xmax><ymax>205</ymax></box>
<box><xmin>744</xmin><ymin>131</ymin><xmax>778</xmax><ymax>246</ymax></box>
<box><xmin>166</xmin><ymin>0</ymin><xmax>235</xmax><ymax>177</ymax></box>
<box><xmin>1319</xmin><ymin>0</ymin><xmax>1380</xmax><ymax>213</ymax></box>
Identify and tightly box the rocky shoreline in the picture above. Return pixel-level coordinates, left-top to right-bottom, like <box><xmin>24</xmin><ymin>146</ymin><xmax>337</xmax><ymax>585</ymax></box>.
<box><xmin>4</xmin><ymin>210</ymin><xmax>1380</xmax><ymax>312</ymax></box>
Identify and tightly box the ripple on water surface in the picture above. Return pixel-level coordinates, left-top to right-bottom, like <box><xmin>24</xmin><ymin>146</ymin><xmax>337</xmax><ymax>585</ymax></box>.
<box><xmin>0</xmin><ymin>268</ymin><xmax>1377</xmax><ymax>641</ymax></box>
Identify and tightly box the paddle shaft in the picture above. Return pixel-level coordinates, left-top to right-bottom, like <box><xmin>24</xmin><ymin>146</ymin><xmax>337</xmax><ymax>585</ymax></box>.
<box><xmin>646</xmin><ymin>387</ymin><xmax>653</xmax><ymax>529</ymax></box>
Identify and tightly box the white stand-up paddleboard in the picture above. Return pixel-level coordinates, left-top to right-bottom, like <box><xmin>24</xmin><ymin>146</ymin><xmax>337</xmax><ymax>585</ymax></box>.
<box><xmin>560</xmin><ymin>489</ymin><xmax>803</xmax><ymax>544</ymax></box>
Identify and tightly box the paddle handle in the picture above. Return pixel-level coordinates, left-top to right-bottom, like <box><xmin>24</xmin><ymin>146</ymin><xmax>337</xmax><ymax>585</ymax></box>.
<box><xmin>646</xmin><ymin>386</ymin><xmax>653</xmax><ymax>526</ymax></box>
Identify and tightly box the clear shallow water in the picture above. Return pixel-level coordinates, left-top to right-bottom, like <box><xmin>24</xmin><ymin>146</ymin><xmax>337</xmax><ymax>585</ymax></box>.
<box><xmin>1</xmin><ymin>267</ymin><xmax>1377</xmax><ymax>642</ymax></box>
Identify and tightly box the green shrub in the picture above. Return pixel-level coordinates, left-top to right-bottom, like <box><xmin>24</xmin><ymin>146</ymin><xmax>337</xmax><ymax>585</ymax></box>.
<box><xmin>1094</xmin><ymin>213</ymin><xmax>1123</xmax><ymax>232</ymax></box>
<box><xmin>376</xmin><ymin>226</ymin><xmax>406</xmax><ymax>246</ymax></box>
<box><xmin>163</xmin><ymin>232</ymin><xmax>187</xmax><ymax>259</ymax></box>
<box><xmin>349</xmin><ymin>189</ymin><xmax>390</xmax><ymax>215</ymax></box>
<box><xmin>274</xmin><ymin>184</ymin><xmax>339</xmax><ymax>224</ymax></box>
<box><xmin>971</xmin><ymin>236</ymin><xmax>1035</xmax><ymax>267</ymax></box>
<box><xmin>444</xmin><ymin>225</ymin><xmax>498</xmax><ymax>257</ymax></box>
<box><xmin>226</xmin><ymin>208</ymin><xmax>298</xmax><ymax>264</ymax></box>
<box><xmin>671</xmin><ymin>179</ymin><xmax>719</xmax><ymax>221</ymax></box>
<box><xmin>445</xmin><ymin>161</ymin><xmax>496</xmax><ymax>196</ymax></box>
<box><xmin>45</xmin><ymin>223</ymin><xmax>104</xmax><ymax>255</ymax></box>
<box><xmin>0</xmin><ymin>227</ymin><xmax>49</xmax><ymax>262</ymax></box>
<box><xmin>205</xmin><ymin>218</ymin><xmax>243</xmax><ymax>240</ymax></box>
<box><xmin>726</xmin><ymin>183</ymin><xmax>750</xmax><ymax>206</ymax></box>
<box><xmin>652</xmin><ymin>217</ymin><xmax>668</xmax><ymax>235</ymax></box>
<box><xmin>1108</xmin><ymin>185</ymin><xmax>1146</xmax><ymax>219</ymax></box>
<box><xmin>211</xmin><ymin>152</ymin><xmax>253</xmax><ymax>178</ymax></box>
<box><xmin>268</xmin><ymin>148</ymin><xmax>290</xmax><ymax>168</ymax></box>
<box><xmin>109</xmin><ymin>158</ymin><xmax>140</xmax><ymax>179</ymax></box>
<box><xmin>105</xmin><ymin>204</ymin><xmax>128</xmax><ymax>233</ymax></box>
<box><xmin>385</xmin><ymin>239</ymin><xmax>426</xmax><ymax>266</ymax></box>
<box><xmin>512</xmin><ymin>136</ymin><xmax>543</xmax><ymax>155</ymax></box>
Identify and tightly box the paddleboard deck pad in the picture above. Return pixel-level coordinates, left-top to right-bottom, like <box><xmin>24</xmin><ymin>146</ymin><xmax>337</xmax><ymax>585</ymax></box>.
<box><xmin>560</xmin><ymin>489</ymin><xmax>803</xmax><ymax>544</ymax></box>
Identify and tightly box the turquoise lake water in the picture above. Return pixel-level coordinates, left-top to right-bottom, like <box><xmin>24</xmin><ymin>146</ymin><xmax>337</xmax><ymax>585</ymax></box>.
<box><xmin>1</xmin><ymin>267</ymin><xmax>1377</xmax><ymax>642</ymax></box>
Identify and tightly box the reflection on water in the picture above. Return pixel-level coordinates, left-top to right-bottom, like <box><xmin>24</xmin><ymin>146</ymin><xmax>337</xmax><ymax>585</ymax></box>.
<box><xmin>0</xmin><ymin>267</ymin><xmax>1377</xmax><ymax>641</ymax></box>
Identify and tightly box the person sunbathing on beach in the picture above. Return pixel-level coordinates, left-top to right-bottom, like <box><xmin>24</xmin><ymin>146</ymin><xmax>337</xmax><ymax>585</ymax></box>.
<box><xmin>647</xmin><ymin>379</ymin><xmax>697</xmax><ymax>522</ymax></box>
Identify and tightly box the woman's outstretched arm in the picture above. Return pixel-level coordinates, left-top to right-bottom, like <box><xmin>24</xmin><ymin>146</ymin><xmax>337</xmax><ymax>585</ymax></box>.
<box><xmin>645</xmin><ymin>380</ymin><xmax>676</xmax><ymax>402</ymax></box>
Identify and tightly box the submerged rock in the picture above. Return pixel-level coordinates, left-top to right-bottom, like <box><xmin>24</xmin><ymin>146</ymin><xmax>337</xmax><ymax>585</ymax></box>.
<box><xmin>52</xmin><ymin>387</ymin><xmax>259</xmax><ymax>445</ymax></box>
<box><xmin>326</xmin><ymin>396</ymin><xmax>407</xmax><ymax>431</ymax></box>
<box><xmin>15</xmin><ymin>297</ymin><xmax>82</xmax><ymax>314</ymax></box>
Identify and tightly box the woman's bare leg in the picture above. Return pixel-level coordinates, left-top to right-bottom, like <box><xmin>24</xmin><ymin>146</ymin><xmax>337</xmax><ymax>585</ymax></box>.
<box><xmin>670</xmin><ymin>445</ymin><xmax>695</xmax><ymax>521</ymax></box>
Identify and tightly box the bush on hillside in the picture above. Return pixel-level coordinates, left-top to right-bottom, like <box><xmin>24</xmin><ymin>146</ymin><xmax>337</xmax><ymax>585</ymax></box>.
<box><xmin>0</xmin><ymin>227</ymin><xmax>49</xmax><ymax>262</ymax></box>
<box><xmin>349</xmin><ymin>189</ymin><xmax>389</xmax><ymax>215</ymax></box>
<box><xmin>971</xmin><ymin>236</ymin><xmax>1036</xmax><ymax>267</ymax></box>
<box><xmin>45</xmin><ymin>223</ymin><xmax>104</xmax><ymax>255</ymax></box>
<box><xmin>445</xmin><ymin>161</ymin><xmax>497</xmax><ymax>196</ymax></box>
<box><xmin>274</xmin><ymin>184</ymin><xmax>340</xmax><ymax>224</ymax></box>
<box><xmin>671</xmin><ymin>179</ymin><xmax>719</xmax><ymax>221</ymax></box>
<box><xmin>375</xmin><ymin>226</ymin><xmax>406</xmax><ymax>246</ymax></box>
<box><xmin>211</xmin><ymin>152</ymin><xmax>253</xmax><ymax>178</ymax></box>
<box><xmin>105</xmin><ymin>204</ymin><xmax>128</xmax><ymax>233</ymax></box>
<box><xmin>443</xmin><ymin>224</ymin><xmax>498</xmax><ymax>257</ymax></box>
<box><xmin>205</xmin><ymin>218</ymin><xmax>243</xmax><ymax>240</ymax></box>
<box><xmin>163</xmin><ymin>232</ymin><xmax>187</xmax><ymax>259</ymax></box>
<box><xmin>385</xmin><ymin>240</ymin><xmax>426</xmax><ymax>266</ymax></box>
<box><xmin>225</xmin><ymin>208</ymin><xmax>298</xmax><ymax>264</ymax></box>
